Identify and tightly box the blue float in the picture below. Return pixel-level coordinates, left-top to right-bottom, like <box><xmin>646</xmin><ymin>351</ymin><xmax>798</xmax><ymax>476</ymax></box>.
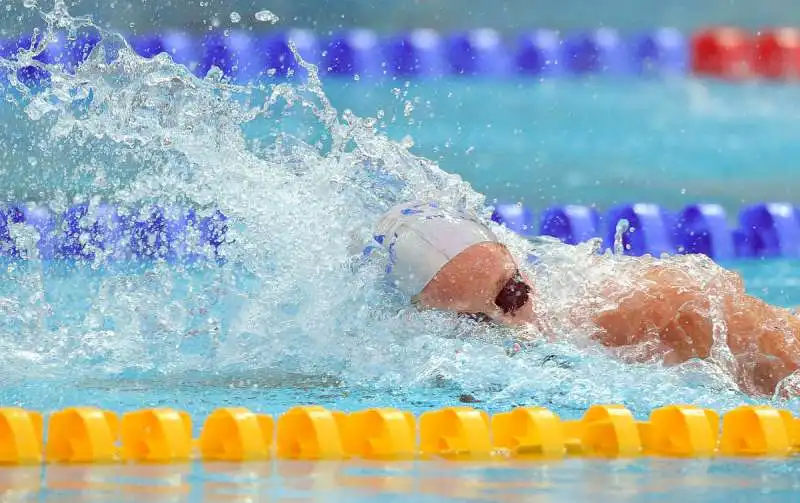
<box><xmin>490</xmin><ymin>204</ymin><xmax>535</xmax><ymax>237</ymax></box>
<box><xmin>126</xmin><ymin>206</ymin><xmax>230</xmax><ymax>262</ymax></box>
<box><xmin>64</xmin><ymin>31</ymin><xmax>102</xmax><ymax>71</ymax></box>
<box><xmin>540</xmin><ymin>205</ymin><xmax>600</xmax><ymax>245</ymax></box>
<box><xmin>0</xmin><ymin>37</ymin><xmax>20</xmax><ymax>85</ymax></box>
<box><xmin>0</xmin><ymin>206</ymin><xmax>24</xmax><ymax>258</ymax></box>
<box><xmin>62</xmin><ymin>203</ymin><xmax>97</xmax><ymax>260</ymax></box>
<box><xmin>20</xmin><ymin>206</ymin><xmax>57</xmax><ymax>260</ymax></box>
<box><xmin>732</xmin><ymin>229</ymin><xmax>755</xmax><ymax>259</ymax></box>
<box><xmin>0</xmin><ymin>37</ymin><xmax>20</xmax><ymax>59</ymax></box>
<box><xmin>383</xmin><ymin>29</ymin><xmax>446</xmax><ymax>77</ymax></box>
<box><xmin>258</xmin><ymin>29</ymin><xmax>320</xmax><ymax>79</ymax></box>
<box><xmin>447</xmin><ymin>29</ymin><xmax>510</xmax><ymax>76</ymax></box>
<box><xmin>195</xmin><ymin>31</ymin><xmax>263</xmax><ymax>82</ymax></box>
<box><xmin>131</xmin><ymin>31</ymin><xmax>198</xmax><ymax>66</ymax></box>
<box><xmin>738</xmin><ymin>203</ymin><xmax>800</xmax><ymax>258</ymax></box>
<box><xmin>605</xmin><ymin>204</ymin><xmax>675</xmax><ymax>256</ymax></box>
<box><xmin>323</xmin><ymin>29</ymin><xmax>383</xmax><ymax>78</ymax></box>
<box><xmin>130</xmin><ymin>33</ymin><xmax>164</xmax><ymax>59</ymax></box>
<box><xmin>24</xmin><ymin>30</ymin><xmax>101</xmax><ymax>73</ymax></box>
<box><xmin>199</xmin><ymin>209</ymin><xmax>230</xmax><ymax>262</ymax></box>
<box><xmin>162</xmin><ymin>31</ymin><xmax>199</xmax><ymax>68</ymax></box>
<box><xmin>0</xmin><ymin>35</ymin><xmax>51</xmax><ymax>89</ymax></box>
<box><xmin>673</xmin><ymin>204</ymin><xmax>734</xmax><ymax>259</ymax></box>
<box><xmin>145</xmin><ymin>31</ymin><xmax>199</xmax><ymax>70</ymax></box>
<box><xmin>195</xmin><ymin>32</ymin><xmax>233</xmax><ymax>77</ymax></box>
<box><xmin>0</xmin><ymin>203</ymin><xmax>230</xmax><ymax>263</ymax></box>
<box><xmin>61</xmin><ymin>203</ymin><xmax>128</xmax><ymax>261</ymax></box>
<box><xmin>630</xmin><ymin>28</ymin><xmax>688</xmax><ymax>75</ymax></box>
<box><xmin>562</xmin><ymin>28</ymin><xmax>630</xmax><ymax>75</ymax></box>
<box><xmin>515</xmin><ymin>30</ymin><xmax>562</xmax><ymax>76</ymax></box>
<box><xmin>128</xmin><ymin>206</ymin><xmax>181</xmax><ymax>261</ymax></box>
<box><xmin>130</xmin><ymin>31</ymin><xmax>199</xmax><ymax>66</ymax></box>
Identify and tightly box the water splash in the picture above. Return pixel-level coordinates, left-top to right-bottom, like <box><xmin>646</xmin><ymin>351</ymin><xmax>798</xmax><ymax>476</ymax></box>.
<box><xmin>254</xmin><ymin>10</ymin><xmax>279</xmax><ymax>24</ymax></box>
<box><xmin>0</xmin><ymin>1</ymin><xmax>789</xmax><ymax>414</ymax></box>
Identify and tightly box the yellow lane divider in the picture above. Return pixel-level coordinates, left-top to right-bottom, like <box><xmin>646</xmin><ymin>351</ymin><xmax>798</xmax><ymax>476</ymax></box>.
<box><xmin>0</xmin><ymin>404</ymin><xmax>797</xmax><ymax>464</ymax></box>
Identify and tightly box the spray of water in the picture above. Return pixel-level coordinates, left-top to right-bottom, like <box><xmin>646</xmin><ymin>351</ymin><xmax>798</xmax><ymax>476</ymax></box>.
<box><xmin>0</xmin><ymin>1</ymin><xmax>783</xmax><ymax>412</ymax></box>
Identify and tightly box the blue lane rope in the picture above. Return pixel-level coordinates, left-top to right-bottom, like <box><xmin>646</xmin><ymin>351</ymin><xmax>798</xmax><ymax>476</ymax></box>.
<box><xmin>0</xmin><ymin>204</ymin><xmax>229</xmax><ymax>263</ymax></box>
<box><xmin>493</xmin><ymin>202</ymin><xmax>800</xmax><ymax>260</ymax></box>
<box><xmin>0</xmin><ymin>202</ymin><xmax>797</xmax><ymax>262</ymax></box>
<box><xmin>1</xmin><ymin>28</ymin><xmax>690</xmax><ymax>84</ymax></box>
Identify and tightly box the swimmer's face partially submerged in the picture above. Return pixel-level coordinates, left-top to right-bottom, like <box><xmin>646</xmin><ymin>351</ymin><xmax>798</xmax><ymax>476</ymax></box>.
<box><xmin>374</xmin><ymin>201</ymin><xmax>535</xmax><ymax>326</ymax></box>
<box><xmin>415</xmin><ymin>242</ymin><xmax>535</xmax><ymax>326</ymax></box>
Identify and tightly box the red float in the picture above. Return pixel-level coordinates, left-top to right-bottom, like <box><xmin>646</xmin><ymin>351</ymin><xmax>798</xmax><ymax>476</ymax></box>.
<box><xmin>691</xmin><ymin>27</ymin><xmax>752</xmax><ymax>79</ymax></box>
<box><xmin>752</xmin><ymin>28</ymin><xmax>800</xmax><ymax>80</ymax></box>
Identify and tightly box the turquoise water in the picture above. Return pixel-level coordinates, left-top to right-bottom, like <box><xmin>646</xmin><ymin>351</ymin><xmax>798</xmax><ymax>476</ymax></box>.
<box><xmin>3</xmin><ymin>457</ymin><xmax>800</xmax><ymax>501</ymax></box>
<box><xmin>321</xmin><ymin>78</ymin><xmax>800</xmax><ymax>214</ymax></box>
<box><xmin>7</xmin><ymin>78</ymin><xmax>800</xmax><ymax>214</ymax></box>
<box><xmin>3</xmin><ymin>4</ymin><xmax>800</xmax><ymax>501</ymax></box>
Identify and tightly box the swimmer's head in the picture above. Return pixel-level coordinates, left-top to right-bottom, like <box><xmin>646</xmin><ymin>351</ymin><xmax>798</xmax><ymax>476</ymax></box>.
<box><xmin>374</xmin><ymin>201</ymin><xmax>498</xmax><ymax>295</ymax></box>
<box><xmin>416</xmin><ymin>241</ymin><xmax>535</xmax><ymax>326</ymax></box>
<box><xmin>373</xmin><ymin>201</ymin><xmax>534</xmax><ymax>326</ymax></box>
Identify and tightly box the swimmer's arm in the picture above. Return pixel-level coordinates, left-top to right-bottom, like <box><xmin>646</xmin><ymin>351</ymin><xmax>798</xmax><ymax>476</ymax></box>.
<box><xmin>591</xmin><ymin>264</ymin><xmax>800</xmax><ymax>395</ymax></box>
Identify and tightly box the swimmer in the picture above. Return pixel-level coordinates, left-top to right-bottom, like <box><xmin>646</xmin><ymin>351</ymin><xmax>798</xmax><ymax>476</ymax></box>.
<box><xmin>372</xmin><ymin>200</ymin><xmax>800</xmax><ymax>397</ymax></box>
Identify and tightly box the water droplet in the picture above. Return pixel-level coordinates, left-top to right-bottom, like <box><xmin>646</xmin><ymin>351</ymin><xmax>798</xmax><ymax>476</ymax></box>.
<box><xmin>23</xmin><ymin>0</ymin><xmax>36</xmax><ymax>8</ymax></box>
<box><xmin>254</xmin><ymin>10</ymin><xmax>279</xmax><ymax>24</ymax></box>
<box><xmin>230</xmin><ymin>11</ymin><xmax>241</xmax><ymax>23</ymax></box>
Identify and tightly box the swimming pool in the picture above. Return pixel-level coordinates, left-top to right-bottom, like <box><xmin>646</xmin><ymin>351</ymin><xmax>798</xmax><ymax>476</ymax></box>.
<box><xmin>3</xmin><ymin>3</ymin><xmax>800</xmax><ymax>501</ymax></box>
<box><xmin>0</xmin><ymin>455</ymin><xmax>798</xmax><ymax>501</ymax></box>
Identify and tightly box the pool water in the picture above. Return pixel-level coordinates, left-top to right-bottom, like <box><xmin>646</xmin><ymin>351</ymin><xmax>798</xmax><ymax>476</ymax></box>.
<box><xmin>6</xmin><ymin>77</ymin><xmax>800</xmax><ymax>213</ymax></box>
<box><xmin>2</xmin><ymin>3</ymin><xmax>800</xmax><ymax>502</ymax></box>
<box><xmin>322</xmin><ymin>78</ymin><xmax>800</xmax><ymax>213</ymax></box>
<box><xmin>0</xmin><ymin>258</ymin><xmax>796</xmax><ymax>411</ymax></box>
<box><xmin>1</xmin><ymin>457</ymin><xmax>798</xmax><ymax>501</ymax></box>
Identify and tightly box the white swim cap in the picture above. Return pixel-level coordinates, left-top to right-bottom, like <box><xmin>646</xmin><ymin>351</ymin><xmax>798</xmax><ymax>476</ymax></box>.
<box><xmin>373</xmin><ymin>201</ymin><xmax>498</xmax><ymax>295</ymax></box>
